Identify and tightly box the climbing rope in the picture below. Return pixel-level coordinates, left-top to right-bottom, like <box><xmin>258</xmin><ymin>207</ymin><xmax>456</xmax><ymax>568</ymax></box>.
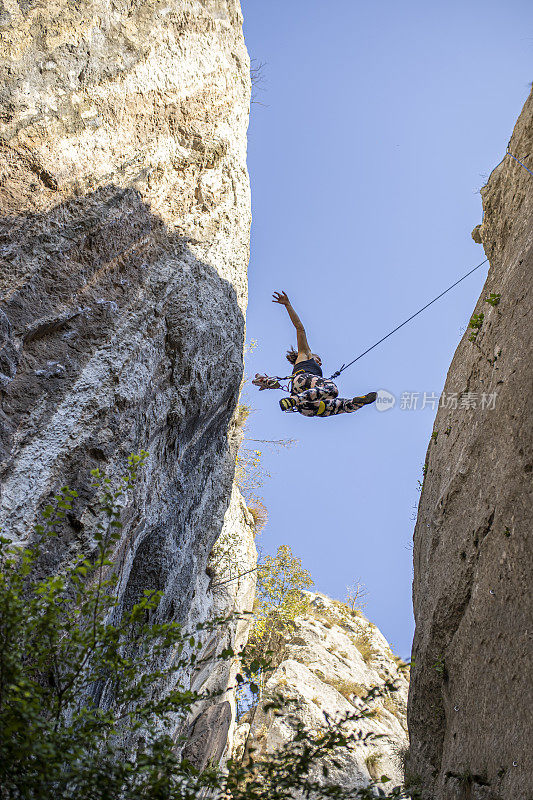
<box><xmin>257</xmin><ymin>257</ymin><xmax>490</xmax><ymax>388</ymax></box>
<box><xmin>210</xmin><ymin>564</ymin><xmax>260</xmax><ymax>589</ymax></box>
<box><xmin>506</xmin><ymin>148</ymin><xmax>533</xmax><ymax>178</ymax></box>
<box><xmin>211</xmin><ymin>554</ymin><xmax>295</xmax><ymax>589</ymax></box>
<box><xmin>259</xmin><ymin>150</ymin><xmax>530</xmax><ymax>389</ymax></box>
<box><xmin>329</xmin><ymin>258</ymin><xmax>488</xmax><ymax>379</ymax></box>
<box><xmin>330</xmin><ymin>148</ymin><xmax>531</xmax><ymax>379</ymax></box>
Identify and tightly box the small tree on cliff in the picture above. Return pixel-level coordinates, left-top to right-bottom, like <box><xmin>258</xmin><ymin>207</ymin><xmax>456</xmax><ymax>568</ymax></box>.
<box><xmin>345</xmin><ymin>578</ymin><xmax>369</xmax><ymax>612</ymax></box>
<box><xmin>243</xmin><ymin>545</ymin><xmax>314</xmax><ymax>700</ymax></box>
<box><xmin>253</xmin><ymin>544</ymin><xmax>314</xmax><ymax>639</ymax></box>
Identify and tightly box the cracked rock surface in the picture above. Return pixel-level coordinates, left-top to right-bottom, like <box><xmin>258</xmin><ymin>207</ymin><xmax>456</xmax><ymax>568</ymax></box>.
<box><xmin>237</xmin><ymin>593</ymin><xmax>409</xmax><ymax>793</ymax></box>
<box><xmin>407</xmin><ymin>89</ymin><xmax>533</xmax><ymax>800</ymax></box>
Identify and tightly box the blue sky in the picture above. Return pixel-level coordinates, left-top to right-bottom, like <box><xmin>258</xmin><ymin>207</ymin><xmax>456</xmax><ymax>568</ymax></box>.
<box><xmin>240</xmin><ymin>0</ymin><xmax>532</xmax><ymax>658</ymax></box>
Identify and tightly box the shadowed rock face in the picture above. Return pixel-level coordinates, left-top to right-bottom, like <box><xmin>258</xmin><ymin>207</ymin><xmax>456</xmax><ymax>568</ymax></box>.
<box><xmin>0</xmin><ymin>0</ymin><xmax>254</xmax><ymax>759</ymax></box>
<box><xmin>407</xmin><ymin>90</ymin><xmax>533</xmax><ymax>800</ymax></box>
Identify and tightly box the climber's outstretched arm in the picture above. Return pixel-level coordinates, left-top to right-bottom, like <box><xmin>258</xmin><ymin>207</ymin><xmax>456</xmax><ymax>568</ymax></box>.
<box><xmin>272</xmin><ymin>291</ymin><xmax>312</xmax><ymax>358</ymax></box>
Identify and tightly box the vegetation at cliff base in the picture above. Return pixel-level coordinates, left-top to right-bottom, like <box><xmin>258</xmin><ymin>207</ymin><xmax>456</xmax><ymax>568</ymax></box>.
<box><xmin>0</xmin><ymin>454</ymin><xmax>229</xmax><ymax>799</ymax></box>
<box><xmin>0</xmin><ymin>457</ymin><xmax>413</xmax><ymax>799</ymax></box>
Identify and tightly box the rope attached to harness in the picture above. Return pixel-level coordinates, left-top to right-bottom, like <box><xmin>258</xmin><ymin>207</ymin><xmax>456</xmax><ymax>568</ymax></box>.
<box><xmin>328</xmin><ymin>150</ymin><xmax>531</xmax><ymax>379</ymax></box>
<box><xmin>256</xmin><ymin>150</ymin><xmax>530</xmax><ymax>390</ymax></box>
<box><xmin>329</xmin><ymin>258</ymin><xmax>488</xmax><ymax>379</ymax></box>
<box><xmin>255</xmin><ymin>258</ymin><xmax>490</xmax><ymax>388</ymax></box>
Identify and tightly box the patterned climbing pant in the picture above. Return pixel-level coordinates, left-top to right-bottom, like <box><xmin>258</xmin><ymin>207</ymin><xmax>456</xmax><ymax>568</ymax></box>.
<box><xmin>291</xmin><ymin>373</ymin><xmax>366</xmax><ymax>417</ymax></box>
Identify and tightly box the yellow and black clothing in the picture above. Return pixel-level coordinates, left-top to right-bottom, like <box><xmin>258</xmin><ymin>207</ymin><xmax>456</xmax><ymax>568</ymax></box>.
<box><xmin>291</xmin><ymin>358</ymin><xmax>323</xmax><ymax>379</ymax></box>
<box><xmin>287</xmin><ymin>373</ymin><xmax>373</xmax><ymax>417</ymax></box>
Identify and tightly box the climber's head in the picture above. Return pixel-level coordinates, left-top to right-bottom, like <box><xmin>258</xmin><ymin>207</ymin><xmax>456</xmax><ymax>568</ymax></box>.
<box><xmin>285</xmin><ymin>347</ymin><xmax>322</xmax><ymax>366</ymax></box>
<box><xmin>285</xmin><ymin>347</ymin><xmax>298</xmax><ymax>364</ymax></box>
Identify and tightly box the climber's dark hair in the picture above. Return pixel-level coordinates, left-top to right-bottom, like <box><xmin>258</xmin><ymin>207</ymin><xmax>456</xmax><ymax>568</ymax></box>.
<box><xmin>286</xmin><ymin>346</ymin><xmax>298</xmax><ymax>364</ymax></box>
<box><xmin>286</xmin><ymin>347</ymin><xmax>321</xmax><ymax>365</ymax></box>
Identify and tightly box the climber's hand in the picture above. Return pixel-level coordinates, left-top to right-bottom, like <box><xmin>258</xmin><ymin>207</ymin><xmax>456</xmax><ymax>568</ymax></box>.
<box><xmin>272</xmin><ymin>290</ymin><xmax>290</xmax><ymax>306</ymax></box>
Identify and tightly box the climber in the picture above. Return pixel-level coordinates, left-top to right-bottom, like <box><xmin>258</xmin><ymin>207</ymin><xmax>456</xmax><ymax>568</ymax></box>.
<box><xmin>252</xmin><ymin>291</ymin><xmax>377</xmax><ymax>417</ymax></box>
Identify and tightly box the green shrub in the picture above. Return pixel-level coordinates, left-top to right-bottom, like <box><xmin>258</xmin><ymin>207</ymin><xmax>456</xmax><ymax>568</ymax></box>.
<box><xmin>432</xmin><ymin>655</ymin><xmax>445</xmax><ymax>675</ymax></box>
<box><xmin>392</xmin><ymin>654</ymin><xmax>409</xmax><ymax>670</ymax></box>
<box><xmin>307</xmin><ymin>604</ymin><xmax>342</xmax><ymax>628</ymax></box>
<box><xmin>365</xmin><ymin>752</ymin><xmax>380</xmax><ymax>767</ymax></box>
<box><xmin>383</xmin><ymin>696</ymin><xmax>398</xmax><ymax>714</ymax></box>
<box><xmin>0</xmin><ymin>453</ymin><xmax>228</xmax><ymax>799</ymax></box>
<box><xmin>236</xmin><ymin>402</ymin><xmax>253</xmax><ymax>426</ymax></box>
<box><xmin>247</xmin><ymin>497</ymin><xmax>268</xmax><ymax>535</ymax></box>
<box><xmin>365</xmin><ymin>751</ymin><xmax>382</xmax><ymax>779</ymax></box>
<box><xmin>468</xmin><ymin>312</ymin><xmax>484</xmax><ymax>342</ymax></box>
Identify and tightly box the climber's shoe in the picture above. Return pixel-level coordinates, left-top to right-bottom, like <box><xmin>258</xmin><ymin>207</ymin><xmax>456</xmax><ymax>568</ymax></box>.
<box><xmin>353</xmin><ymin>392</ymin><xmax>377</xmax><ymax>406</ymax></box>
<box><xmin>279</xmin><ymin>396</ymin><xmax>298</xmax><ymax>412</ymax></box>
<box><xmin>252</xmin><ymin>373</ymin><xmax>281</xmax><ymax>391</ymax></box>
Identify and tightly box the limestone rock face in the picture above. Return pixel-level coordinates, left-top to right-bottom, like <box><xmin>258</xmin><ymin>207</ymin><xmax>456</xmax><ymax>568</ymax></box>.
<box><xmin>407</xmin><ymin>90</ymin><xmax>533</xmax><ymax>799</ymax></box>
<box><xmin>0</xmin><ymin>0</ymin><xmax>253</xmax><ymax>759</ymax></box>
<box><xmin>238</xmin><ymin>593</ymin><xmax>409</xmax><ymax>793</ymax></box>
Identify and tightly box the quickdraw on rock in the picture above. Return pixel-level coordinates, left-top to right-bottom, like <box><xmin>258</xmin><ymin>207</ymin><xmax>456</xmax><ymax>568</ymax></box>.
<box><xmin>252</xmin><ymin>373</ymin><xmax>293</xmax><ymax>392</ymax></box>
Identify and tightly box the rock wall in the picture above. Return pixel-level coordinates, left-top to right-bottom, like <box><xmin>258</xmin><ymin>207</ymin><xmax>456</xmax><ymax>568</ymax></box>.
<box><xmin>237</xmin><ymin>593</ymin><xmax>409</xmax><ymax>794</ymax></box>
<box><xmin>0</xmin><ymin>0</ymin><xmax>254</xmax><ymax>761</ymax></box>
<box><xmin>183</xmin><ymin>484</ymin><xmax>257</xmax><ymax>768</ymax></box>
<box><xmin>407</xmin><ymin>90</ymin><xmax>533</xmax><ymax>799</ymax></box>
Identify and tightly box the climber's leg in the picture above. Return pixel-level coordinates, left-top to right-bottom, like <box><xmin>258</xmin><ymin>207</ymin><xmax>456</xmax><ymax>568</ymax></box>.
<box><xmin>346</xmin><ymin>392</ymin><xmax>377</xmax><ymax>409</ymax></box>
<box><xmin>296</xmin><ymin>392</ymin><xmax>377</xmax><ymax>417</ymax></box>
<box><xmin>281</xmin><ymin>373</ymin><xmax>376</xmax><ymax>416</ymax></box>
<box><xmin>280</xmin><ymin>376</ymin><xmax>339</xmax><ymax>413</ymax></box>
